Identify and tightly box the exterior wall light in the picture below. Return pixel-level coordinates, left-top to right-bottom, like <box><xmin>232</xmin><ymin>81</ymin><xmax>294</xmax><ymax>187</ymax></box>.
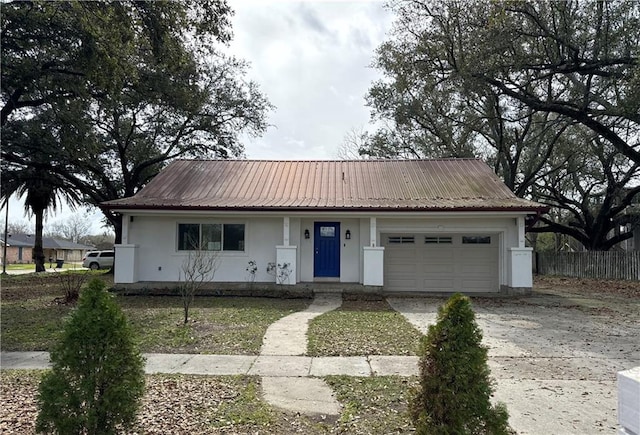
<box><xmin>345</xmin><ymin>229</ymin><xmax>351</xmax><ymax>240</ymax></box>
<box><xmin>304</xmin><ymin>229</ymin><xmax>310</xmax><ymax>239</ymax></box>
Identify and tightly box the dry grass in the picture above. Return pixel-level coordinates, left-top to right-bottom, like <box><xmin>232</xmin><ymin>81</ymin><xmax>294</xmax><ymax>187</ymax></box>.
<box><xmin>307</xmin><ymin>299</ymin><xmax>423</xmax><ymax>356</ymax></box>
<box><xmin>0</xmin><ymin>370</ymin><xmax>418</xmax><ymax>434</ymax></box>
<box><xmin>1</xmin><ymin>274</ymin><xmax>309</xmax><ymax>354</ymax></box>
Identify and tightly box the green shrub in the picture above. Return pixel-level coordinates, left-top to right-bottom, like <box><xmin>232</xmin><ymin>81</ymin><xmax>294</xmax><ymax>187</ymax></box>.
<box><xmin>410</xmin><ymin>293</ymin><xmax>509</xmax><ymax>435</ymax></box>
<box><xmin>36</xmin><ymin>278</ymin><xmax>145</xmax><ymax>434</ymax></box>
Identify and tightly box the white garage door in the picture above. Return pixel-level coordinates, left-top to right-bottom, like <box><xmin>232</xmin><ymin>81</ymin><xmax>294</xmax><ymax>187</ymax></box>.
<box><xmin>383</xmin><ymin>234</ymin><xmax>499</xmax><ymax>293</ymax></box>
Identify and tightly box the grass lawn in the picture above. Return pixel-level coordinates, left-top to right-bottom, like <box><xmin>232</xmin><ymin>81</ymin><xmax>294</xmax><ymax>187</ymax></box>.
<box><xmin>307</xmin><ymin>298</ymin><xmax>424</xmax><ymax>356</ymax></box>
<box><xmin>1</xmin><ymin>370</ymin><xmax>418</xmax><ymax>434</ymax></box>
<box><xmin>0</xmin><ymin>273</ymin><xmax>309</xmax><ymax>354</ymax></box>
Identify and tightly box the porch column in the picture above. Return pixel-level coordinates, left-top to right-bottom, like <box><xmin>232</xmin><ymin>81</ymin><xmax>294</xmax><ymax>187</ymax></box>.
<box><xmin>507</xmin><ymin>216</ymin><xmax>532</xmax><ymax>294</ymax></box>
<box><xmin>363</xmin><ymin>217</ymin><xmax>384</xmax><ymax>286</ymax></box>
<box><xmin>114</xmin><ymin>244</ymin><xmax>138</xmax><ymax>283</ymax></box>
<box><xmin>283</xmin><ymin>217</ymin><xmax>290</xmax><ymax>246</ymax></box>
<box><xmin>370</xmin><ymin>217</ymin><xmax>377</xmax><ymax>247</ymax></box>
<box><xmin>517</xmin><ymin>216</ymin><xmax>525</xmax><ymax>248</ymax></box>
<box><xmin>121</xmin><ymin>214</ymin><xmax>130</xmax><ymax>244</ymax></box>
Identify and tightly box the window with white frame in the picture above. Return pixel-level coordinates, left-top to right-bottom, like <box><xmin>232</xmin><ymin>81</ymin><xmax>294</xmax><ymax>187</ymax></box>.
<box><xmin>177</xmin><ymin>223</ymin><xmax>245</xmax><ymax>251</ymax></box>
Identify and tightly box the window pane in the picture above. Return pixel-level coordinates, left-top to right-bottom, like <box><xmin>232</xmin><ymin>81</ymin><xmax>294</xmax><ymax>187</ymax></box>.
<box><xmin>178</xmin><ymin>224</ymin><xmax>200</xmax><ymax>250</ymax></box>
<box><xmin>388</xmin><ymin>236</ymin><xmax>415</xmax><ymax>244</ymax></box>
<box><xmin>202</xmin><ymin>224</ymin><xmax>222</xmax><ymax>251</ymax></box>
<box><xmin>425</xmin><ymin>236</ymin><xmax>452</xmax><ymax>244</ymax></box>
<box><xmin>223</xmin><ymin>224</ymin><xmax>245</xmax><ymax>251</ymax></box>
<box><xmin>320</xmin><ymin>226</ymin><xmax>335</xmax><ymax>237</ymax></box>
<box><xmin>462</xmin><ymin>236</ymin><xmax>491</xmax><ymax>244</ymax></box>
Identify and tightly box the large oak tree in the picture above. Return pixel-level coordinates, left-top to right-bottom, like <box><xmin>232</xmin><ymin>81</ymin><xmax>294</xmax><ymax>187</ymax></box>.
<box><xmin>365</xmin><ymin>0</ymin><xmax>639</xmax><ymax>250</ymax></box>
<box><xmin>1</xmin><ymin>1</ymin><xmax>272</xmax><ymax>249</ymax></box>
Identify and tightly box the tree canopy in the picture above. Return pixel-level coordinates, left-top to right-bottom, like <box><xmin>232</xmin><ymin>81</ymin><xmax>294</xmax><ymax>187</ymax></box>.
<box><xmin>1</xmin><ymin>0</ymin><xmax>272</xmax><ymax>243</ymax></box>
<box><xmin>365</xmin><ymin>0</ymin><xmax>640</xmax><ymax>250</ymax></box>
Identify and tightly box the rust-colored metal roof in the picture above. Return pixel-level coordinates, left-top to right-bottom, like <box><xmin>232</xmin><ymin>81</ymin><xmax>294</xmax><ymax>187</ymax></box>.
<box><xmin>103</xmin><ymin>159</ymin><xmax>545</xmax><ymax>212</ymax></box>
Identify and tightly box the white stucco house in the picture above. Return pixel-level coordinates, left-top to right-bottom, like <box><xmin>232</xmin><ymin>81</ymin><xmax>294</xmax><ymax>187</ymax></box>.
<box><xmin>103</xmin><ymin>159</ymin><xmax>547</xmax><ymax>294</ymax></box>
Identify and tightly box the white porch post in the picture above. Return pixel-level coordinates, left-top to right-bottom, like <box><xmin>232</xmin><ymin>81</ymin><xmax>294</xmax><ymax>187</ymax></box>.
<box><xmin>363</xmin><ymin>217</ymin><xmax>384</xmax><ymax>286</ymax></box>
<box><xmin>283</xmin><ymin>216</ymin><xmax>290</xmax><ymax>246</ymax></box>
<box><xmin>370</xmin><ymin>217</ymin><xmax>377</xmax><ymax>247</ymax></box>
<box><xmin>507</xmin><ymin>216</ymin><xmax>533</xmax><ymax>293</ymax></box>
<box><xmin>114</xmin><ymin>244</ymin><xmax>138</xmax><ymax>283</ymax></box>
<box><xmin>114</xmin><ymin>214</ymin><xmax>138</xmax><ymax>284</ymax></box>
<box><xmin>121</xmin><ymin>214</ymin><xmax>130</xmax><ymax>244</ymax></box>
<box><xmin>517</xmin><ymin>216</ymin><xmax>525</xmax><ymax>248</ymax></box>
<box><xmin>276</xmin><ymin>217</ymin><xmax>297</xmax><ymax>285</ymax></box>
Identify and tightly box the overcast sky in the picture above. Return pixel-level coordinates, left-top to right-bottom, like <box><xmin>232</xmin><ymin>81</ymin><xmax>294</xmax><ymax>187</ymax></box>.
<box><xmin>6</xmin><ymin>0</ymin><xmax>395</xmax><ymax>232</ymax></box>
<box><xmin>229</xmin><ymin>0</ymin><xmax>393</xmax><ymax>159</ymax></box>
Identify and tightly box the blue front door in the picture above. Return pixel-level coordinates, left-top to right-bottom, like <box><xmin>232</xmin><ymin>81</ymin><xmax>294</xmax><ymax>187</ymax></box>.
<box><xmin>314</xmin><ymin>222</ymin><xmax>340</xmax><ymax>277</ymax></box>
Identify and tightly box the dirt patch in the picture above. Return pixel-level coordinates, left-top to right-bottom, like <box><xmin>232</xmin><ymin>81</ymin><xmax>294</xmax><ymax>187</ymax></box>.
<box><xmin>535</xmin><ymin>275</ymin><xmax>640</xmax><ymax>299</ymax></box>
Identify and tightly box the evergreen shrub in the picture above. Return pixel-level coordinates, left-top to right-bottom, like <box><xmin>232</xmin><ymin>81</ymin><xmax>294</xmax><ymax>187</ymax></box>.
<box><xmin>410</xmin><ymin>293</ymin><xmax>509</xmax><ymax>434</ymax></box>
<box><xmin>36</xmin><ymin>278</ymin><xmax>145</xmax><ymax>434</ymax></box>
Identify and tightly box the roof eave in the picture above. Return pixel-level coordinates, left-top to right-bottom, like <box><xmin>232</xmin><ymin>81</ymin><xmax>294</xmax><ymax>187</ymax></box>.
<box><xmin>102</xmin><ymin>204</ymin><xmax>549</xmax><ymax>214</ymax></box>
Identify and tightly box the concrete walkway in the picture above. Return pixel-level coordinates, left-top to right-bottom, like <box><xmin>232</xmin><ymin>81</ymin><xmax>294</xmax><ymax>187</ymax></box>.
<box><xmin>261</xmin><ymin>293</ymin><xmax>343</xmax><ymax>356</ymax></box>
<box><xmin>0</xmin><ymin>352</ymin><xmax>419</xmax><ymax>377</ymax></box>
<box><xmin>259</xmin><ymin>293</ymin><xmax>343</xmax><ymax>415</ymax></box>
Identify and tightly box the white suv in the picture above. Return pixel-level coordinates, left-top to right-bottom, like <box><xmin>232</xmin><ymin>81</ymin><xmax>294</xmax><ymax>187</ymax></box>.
<box><xmin>82</xmin><ymin>250</ymin><xmax>115</xmax><ymax>270</ymax></box>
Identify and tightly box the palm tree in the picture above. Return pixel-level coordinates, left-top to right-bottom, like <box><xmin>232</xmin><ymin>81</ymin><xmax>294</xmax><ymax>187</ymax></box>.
<box><xmin>1</xmin><ymin>163</ymin><xmax>80</xmax><ymax>272</ymax></box>
<box><xmin>2</xmin><ymin>107</ymin><xmax>85</xmax><ymax>273</ymax></box>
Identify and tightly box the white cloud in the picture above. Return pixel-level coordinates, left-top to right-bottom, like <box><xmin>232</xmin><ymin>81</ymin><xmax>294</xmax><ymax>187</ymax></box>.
<box><xmin>227</xmin><ymin>0</ymin><xmax>393</xmax><ymax>159</ymax></box>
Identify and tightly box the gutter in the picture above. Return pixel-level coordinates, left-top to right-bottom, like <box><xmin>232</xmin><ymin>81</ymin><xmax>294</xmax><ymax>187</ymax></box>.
<box><xmin>101</xmin><ymin>203</ymin><xmax>550</xmax><ymax>214</ymax></box>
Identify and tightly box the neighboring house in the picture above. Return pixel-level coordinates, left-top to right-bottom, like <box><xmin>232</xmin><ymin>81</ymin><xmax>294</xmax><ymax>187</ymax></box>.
<box><xmin>0</xmin><ymin>234</ymin><xmax>94</xmax><ymax>264</ymax></box>
<box><xmin>103</xmin><ymin>159</ymin><xmax>547</xmax><ymax>294</ymax></box>
<box><xmin>0</xmin><ymin>235</ymin><xmax>33</xmax><ymax>264</ymax></box>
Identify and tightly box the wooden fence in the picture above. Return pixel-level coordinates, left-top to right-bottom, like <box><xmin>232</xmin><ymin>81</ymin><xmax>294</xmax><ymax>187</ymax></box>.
<box><xmin>536</xmin><ymin>251</ymin><xmax>640</xmax><ymax>280</ymax></box>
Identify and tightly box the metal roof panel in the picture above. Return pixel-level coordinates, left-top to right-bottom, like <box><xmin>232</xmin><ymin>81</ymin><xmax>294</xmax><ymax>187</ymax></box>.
<box><xmin>103</xmin><ymin>159</ymin><xmax>545</xmax><ymax>212</ymax></box>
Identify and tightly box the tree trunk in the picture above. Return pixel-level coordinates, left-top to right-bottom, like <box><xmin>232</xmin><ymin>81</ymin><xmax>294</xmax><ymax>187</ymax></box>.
<box><xmin>108</xmin><ymin>211</ymin><xmax>123</xmax><ymax>245</ymax></box>
<box><xmin>33</xmin><ymin>208</ymin><xmax>46</xmax><ymax>272</ymax></box>
<box><xmin>107</xmin><ymin>212</ymin><xmax>122</xmax><ymax>275</ymax></box>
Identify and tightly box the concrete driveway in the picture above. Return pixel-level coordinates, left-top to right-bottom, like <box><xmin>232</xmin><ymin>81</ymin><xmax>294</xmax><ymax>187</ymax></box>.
<box><xmin>388</xmin><ymin>278</ymin><xmax>639</xmax><ymax>434</ymax></box>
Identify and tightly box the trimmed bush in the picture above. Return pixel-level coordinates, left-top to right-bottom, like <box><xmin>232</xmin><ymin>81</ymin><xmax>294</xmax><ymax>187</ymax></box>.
<box><xmin>36</xmin><ymin>278</ymin><xmax>145</xmax><ymax>434</ymax></box>
<box><xmin>410</xmin><ymin>293</ymin><xmax>509</xmax><ymax>434</ymax></box>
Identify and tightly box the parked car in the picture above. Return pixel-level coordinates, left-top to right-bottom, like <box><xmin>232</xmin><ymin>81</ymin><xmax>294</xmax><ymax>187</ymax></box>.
<box><xmin>82</xmin><ymin>250</ymin><xmax>115</xmax><ymax>270</ymax></box>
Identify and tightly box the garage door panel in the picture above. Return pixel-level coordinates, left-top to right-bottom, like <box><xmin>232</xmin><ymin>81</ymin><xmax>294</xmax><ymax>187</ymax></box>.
<box><xmin>458</xmin><ymin>250</ymin><xmax>497</xmax><ymax>261</ymax></box>
<box><xmin>387</xmin><ymin>278</ymin><xmax>417</xmax><ymax>288</ymax></box>
<box><xmin>460</xmin><ymin>264</ymin><xmax>495</xmax><ymax>274</ymax></box>
<box><xmin>423</xmin><ymin>263</ymin><xmax>455</xmax><ymax>274</ymax></box>
<box><xmin>460</xmin><ymin>279</ymin><xmax>495</xmax><ymax>292</ymax></box>
<box><xmin>423</xmin><ymin>250</ymin><xmax>454</xmax><ymax>260</ymax></box>
<box><xmin>384</xmin><ymin>233</ymin><xmax>499</xmax><ymax>293</ymax></box>
<box><xmin>387</xmin><ymin>264</ymin><xmax>417</xmax><ymax>274</ymax></box>
<box><xmin>421</xmin><ymin>278</ymin><xmax>455</xmax><ymax>291</ymax></box>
